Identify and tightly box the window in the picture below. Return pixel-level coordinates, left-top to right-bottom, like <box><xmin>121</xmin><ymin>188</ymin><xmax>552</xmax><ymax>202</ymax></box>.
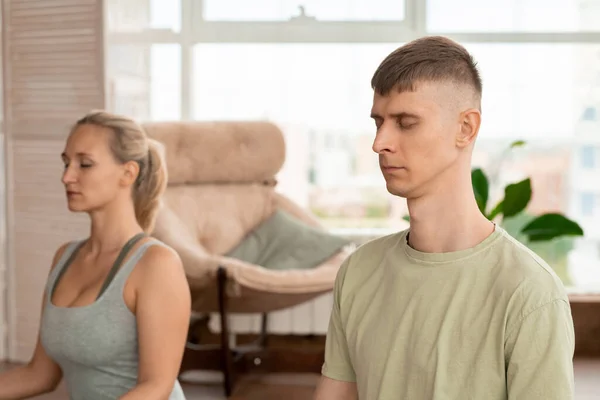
<box><xmin>427</xmin><ymin>0</ymin><xmax>600</xmax><ymax>32</ymax></box>
<box><xmin>192</xmin><ymin>44</ymin><xmax>395</xmax><ymax>129</ymax></box>
<box><xmin>581</xmin><ymin>146</ymin><xmax>596</xmax><ymax>169</ymax></box>
<box><xmin>106</xmin><ymin>0</ymin><xmax>600</xmax><ymax>290</ymax></box>
<box><xmin>192</xmin><ymin>43</ymin><xmax>400</xmax><ymax>229</ymax></box>
<box><xmin>463</xmin><ymin>44</ymin><xmax>582</xmax><ymax>139</ymax></box>
<box><xmin>203</xmin><ymin>0</ymin><xmax>406</xmax><ymax>21</ymax></box>
<box><xmin>107</xmin><ymin>0</ymin><xmax>181</xmax><ymax>32</ymax></box>
<box><xmin>581</xmin><ymin>192</ymin><xmax>596</xmax><ymax>216</ymax></box>
<box><xmin>582</xmin><ymin>107</ymin><xmax>598</xmax><ymax>121</ymax></box>
<box><xmin>107</xmin><ymin>44</ymin><xmax>181</xmax><ymax>121</ymax></box>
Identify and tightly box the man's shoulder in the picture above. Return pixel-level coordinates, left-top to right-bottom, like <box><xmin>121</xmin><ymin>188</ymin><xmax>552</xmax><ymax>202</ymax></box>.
<box><xmin>355</xmin><ymin>229</ymin><xmax>407</xmax><ymax>253</ymax></box>
<box><xmin>495</xmin><ymin>229</ymin><xmax>563</xmax><ymax>281</ymax></box>
<box><xmin>493</xmin><ymin>228</ymin><xmax>570</xmax><ymax>308</ymax></box>
<box><xmin>346</xmin><ymin>229</ymin><xmax>407</xmax><ymax>265</ymax></box>
<box><xmin>334</xmin><ymin>229</ymin><xmax>406</xmax><ymax>287</ymax></box>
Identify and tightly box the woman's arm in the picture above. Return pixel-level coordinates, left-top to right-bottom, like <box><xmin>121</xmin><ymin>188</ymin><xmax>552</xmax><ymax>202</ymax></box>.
<box><xmin>0</xmin><ymin>337</ymin><xmax>64</xmax><ymax>399</ymax></box>
<box><xmin>119</xmin><ymin>245</ymin><xmax>191</xmax><ymax>400</ymax></box>
<box><xmin>0</xmin><ymin>244</ymin><xmax>68</xmax><ymax>400</ymax></box>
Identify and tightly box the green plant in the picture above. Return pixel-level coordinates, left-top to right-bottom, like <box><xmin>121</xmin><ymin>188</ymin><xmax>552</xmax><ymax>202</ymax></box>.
<box><xmin>472</xmin><ymin>140</ymin><xmax>583</xmax><ymax>242</ymax></box>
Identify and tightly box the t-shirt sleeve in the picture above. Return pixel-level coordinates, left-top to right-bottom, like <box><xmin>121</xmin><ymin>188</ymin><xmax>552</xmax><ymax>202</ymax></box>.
<box><xmin>505</xmin><ymin>299</ymin><xmax>575</xmax><ymax>399</ymax></box>
<box><xmin>321</xmin><ymin>259</ymin><xmax>357</xmax><ymax>382</ymax></box>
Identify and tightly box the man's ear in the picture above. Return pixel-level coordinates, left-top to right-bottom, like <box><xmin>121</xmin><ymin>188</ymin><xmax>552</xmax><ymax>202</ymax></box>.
<box><xmin>456</xmin><ymin>108</ymin><xmax>481</xmax><ymax>149</ymax></box>
<box><xmin>121</xmin><ymin>160</ymin><xmax>140</xmax><ymax>187</ymax></box>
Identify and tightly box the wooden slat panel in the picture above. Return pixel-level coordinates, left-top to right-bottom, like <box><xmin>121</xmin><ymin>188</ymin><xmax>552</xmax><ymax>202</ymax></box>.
<box><xmin>12</xmin><ymin>35</ymin><xmax>97</xmax><ymax>47</ymax></box>
<box><xmin>10</xmin><ymin>13</ymin><xmax>100</xmax><ymax>27</ymax></box>
<box><xmin>12</xmin><ymin>0</ymin><xmax>98</xmax><ymax>9</ymax></box>
<box><xmin>12</xmin><ymin>56</ymin><xmax>97</xmax><ymax>68</ymax></box>
<box><xmin>2</xmin><ymin>0</ymin><xmax>105</xmax><ymax>362</ymax></box>
<box><xmin>11</xmin><ymin>81</ymin><xmax>101</xmax><ymax>89</ymax></box>
<box><xmin>11</xmin><ymin>43</ymin><xmax>98</xmax><ymax>54</ymax></box>
<box><xmin>12</xmin><ymin>97</ymin><xmax>102</xmax><ymax>106</ymax></box>
<box><xmin>11</xmin><ymin>28</ymin><xmax>97</xmax><ymax>40</ymax></box>
<box><xmin>11</xmin><ymin>5</ymin><xmax>96</xmax><ymax>18</ymax></box>
<box><xmin>9</xmin><ymin>140</ymin><xmax>88</xmax><ymax>359</ymax></box>
<box><xmin>13</xmin><ymin>66</ymin><xmax>100</xmax><ymax>76</ymax></box>
<box><xmin>12</xmin><ymin>50</ymin><xmax>99</xmax><ymax>61</ymax></box>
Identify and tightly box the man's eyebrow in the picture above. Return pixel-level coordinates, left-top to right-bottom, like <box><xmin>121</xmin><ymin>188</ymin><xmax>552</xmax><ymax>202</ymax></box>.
<box><xmin>389</xmin><ymin>112</ymin><xmax>421</xmax><ymax>119</ymax></box>
<box><xmin>370</xmin><ymin>112</ymin><xmax>421</xmax><ymax>119</ymax></box>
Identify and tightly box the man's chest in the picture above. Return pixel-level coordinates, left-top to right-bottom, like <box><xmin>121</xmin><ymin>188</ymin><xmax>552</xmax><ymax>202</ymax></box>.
<box><xmin>341</xmin><ymin>274</ymin><xmax>508</xmax><ymax>394</ymax></box>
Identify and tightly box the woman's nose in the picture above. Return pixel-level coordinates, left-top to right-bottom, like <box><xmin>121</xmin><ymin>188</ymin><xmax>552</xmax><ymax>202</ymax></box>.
<box><xmin>61</xmin><ymin>165</ymin><xmax>77</xmax><ymax>185</ymax></box>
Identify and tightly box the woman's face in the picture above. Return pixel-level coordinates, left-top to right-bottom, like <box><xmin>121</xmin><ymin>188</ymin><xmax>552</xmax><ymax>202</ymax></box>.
<box><xmin>61</xmin><ymin>124</ymin><xmax>131</xmax><ymax>213</ymax></box>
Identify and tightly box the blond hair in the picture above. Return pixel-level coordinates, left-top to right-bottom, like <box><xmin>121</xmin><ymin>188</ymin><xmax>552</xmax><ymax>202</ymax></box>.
<box><xmin>71</xmin><ymin>110</ymin><xmax>167</xmax><ymax>233</ymax></box>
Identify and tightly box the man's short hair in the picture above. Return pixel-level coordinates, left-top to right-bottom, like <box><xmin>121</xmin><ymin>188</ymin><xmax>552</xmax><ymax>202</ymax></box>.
<box><xmin>371</xmin><ymin>36</ymin><xmax>482</xmax><ymax>106</ymax></box>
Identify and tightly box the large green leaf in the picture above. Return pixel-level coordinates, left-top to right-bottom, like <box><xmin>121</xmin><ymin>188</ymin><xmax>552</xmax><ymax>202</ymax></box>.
<box><xmin>471</xmin><ymin>168</ymin><xmax>489</xmax><ymax>214</ymax></box>
<box><xmin>502</xmin><ymin>178</ymin><xmax>532</xmax><ymax>218</ymax></box>
<box><xmin>521</xmin><ymin>213</ymin><xmax>584</xmax><ymax>242</ymax></box>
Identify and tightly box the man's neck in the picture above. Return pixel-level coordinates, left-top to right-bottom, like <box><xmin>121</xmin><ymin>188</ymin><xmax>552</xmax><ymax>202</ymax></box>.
<box><xmin>406</xmin><ymin>180</ymin><xmax>495</xmax><ymax>254</ymax></box>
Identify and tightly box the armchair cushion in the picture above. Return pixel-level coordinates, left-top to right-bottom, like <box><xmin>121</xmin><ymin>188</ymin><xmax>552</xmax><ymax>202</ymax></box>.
<box><xmin>225</xmin><ymin>209</ymin><xmax>351</xmax><ymax>271</ymax></box>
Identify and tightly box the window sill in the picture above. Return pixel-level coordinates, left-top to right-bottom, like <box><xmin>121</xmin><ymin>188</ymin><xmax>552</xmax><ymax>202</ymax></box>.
<box><xmin>569</xmin><ymin>293</ymin><xmax>600</xmax><ymax>303</ymax></box>
<box><xmin>568</xmin><ymin>295</ymin><xmax>600</xmax><ymax>357</ymax></box>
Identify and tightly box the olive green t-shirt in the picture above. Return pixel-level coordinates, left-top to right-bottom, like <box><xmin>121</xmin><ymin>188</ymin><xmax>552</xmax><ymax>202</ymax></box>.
<box><xmin>322</xmin><ymin>225</ymin><xmax>575</xmax><ymax>399</ymax></box>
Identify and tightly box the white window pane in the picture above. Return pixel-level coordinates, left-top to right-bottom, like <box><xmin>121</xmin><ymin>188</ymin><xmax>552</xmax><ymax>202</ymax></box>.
<box><xmin>193</xmin><ymin>44</ymin><xmax>398</xmax><ymax>130</ymax></box>
<box><xmin>465</xmin><ymin>44</ymin><xmax>587</xmax><ymax>140</ymax></box>
<box><xmin>106</xmin><ymin>44</ymin><xmax>151</xmax><ymax>120</ymax></box>
<box><xmin>581</xmin><ymin>146</ymin><xmax>596</xmax><ymax>169</ymax></box>
<box><xmin>582</xmin><ymin>107</ymin><xmax>598</xmax><ymax>121</ymax></box>
<box><xmin>106</xmin><ymin>0</ymin><xmax>181</xmax><ymax>33</ymax></box>
<box><xmin>581</xmin><ymin>192</ymin><xmax>596</xmax><ymax>216</ymax></box>
<box><xmin>427</xmin><ymin>0</ymin><xmax>600</xmax><ymax>32</ymax></box>
<box><xmin>106</xmin><ymin>44</ymin><xmax>181</xmax><ymax>121</ymax></box>
<box><xmin>203</xmin><ymin>0</ymin><xmax>405</xmax><ymax>21</ymax></box>
<box><xmin>150</xmin><ymin>45</ymin><xmax>181</xmax><ymax>121</ymax></box>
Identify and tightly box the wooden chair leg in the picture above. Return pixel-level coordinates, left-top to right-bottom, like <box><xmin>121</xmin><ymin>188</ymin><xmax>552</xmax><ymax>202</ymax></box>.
<box><xmin>217</xmin><ymin>267</ymin><xmax>235</xmax><ymax>397</ymax></box>
<box><xmin>259</xmin><ymin>313</ymin><xmax>269</xmax><ymax>348</ymax></box>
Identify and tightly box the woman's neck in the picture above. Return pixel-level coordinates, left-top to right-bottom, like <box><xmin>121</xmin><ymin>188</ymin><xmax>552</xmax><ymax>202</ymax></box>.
<box><xmin>87</xmin><ymin>200</ymin><xmax>143</xmax><ymax>255</ymax></box>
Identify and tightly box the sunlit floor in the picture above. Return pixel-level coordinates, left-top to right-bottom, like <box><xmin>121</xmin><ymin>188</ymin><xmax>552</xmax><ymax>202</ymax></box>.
<box><xmin>2</xmin><ymin>358</ymin><xmax>599</xmax><ymax>399</ymax></box>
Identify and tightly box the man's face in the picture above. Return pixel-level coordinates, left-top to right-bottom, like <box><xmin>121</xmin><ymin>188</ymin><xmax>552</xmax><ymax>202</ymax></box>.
<box><xmin>370</xmin><ymin>81</ymin><xmax>467</xmax><ymax>199</ymax></box>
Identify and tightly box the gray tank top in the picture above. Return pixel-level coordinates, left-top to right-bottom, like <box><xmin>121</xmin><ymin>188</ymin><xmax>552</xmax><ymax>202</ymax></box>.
<box><xmin>40</xmin><ymin>237</ymin><xmax>187</xmax><ymax>400</ymax></box>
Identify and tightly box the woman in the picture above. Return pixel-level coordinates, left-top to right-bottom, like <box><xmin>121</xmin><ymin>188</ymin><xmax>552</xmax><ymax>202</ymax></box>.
<box><xmin>0</xmin><ymin>111</ymin><xmax>191</xmax><ymax>399</ymax></box>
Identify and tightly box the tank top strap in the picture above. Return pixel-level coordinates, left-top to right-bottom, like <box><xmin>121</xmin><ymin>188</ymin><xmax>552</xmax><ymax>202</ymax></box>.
<box><xmin>108</xmin><ymin>238</ymin><xmax>168</xmax><ymax>294</ymax></box>
<box><xmin>95</xmin><ymin>232</ymin><xmax>147</xmax><ymax>300</ymax></box>
<box><xmin>47</xmin><ymin>240</ymin><xmax>86</xmax><ymax>300</ymax></box>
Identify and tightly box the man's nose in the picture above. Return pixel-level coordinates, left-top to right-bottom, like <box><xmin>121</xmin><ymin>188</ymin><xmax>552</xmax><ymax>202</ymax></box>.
<box><xmin>372</xmin><ymin>124</ymin><xmax>395</xmax><ymax>154</ymax></box>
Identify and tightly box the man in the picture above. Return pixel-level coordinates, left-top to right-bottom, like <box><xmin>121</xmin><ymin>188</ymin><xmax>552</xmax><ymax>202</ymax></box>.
<box><xmin>313</xmin><ymin>36</ymin><xmax>575</xmax><ymax>400</ymax></box>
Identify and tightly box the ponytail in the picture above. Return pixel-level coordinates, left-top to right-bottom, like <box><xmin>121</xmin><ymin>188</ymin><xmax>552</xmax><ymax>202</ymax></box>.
<box><xmin>133</xmin><ymin>139</ymin><xmax>167</xmax><ymax>233</ymax></box>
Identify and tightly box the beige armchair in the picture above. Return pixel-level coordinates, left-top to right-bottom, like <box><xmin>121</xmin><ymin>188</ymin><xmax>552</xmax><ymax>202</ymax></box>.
<box><xmin>144</xmin><ymin>121</ymin><xmax>352</xmax><ymax>396</ymax></box>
